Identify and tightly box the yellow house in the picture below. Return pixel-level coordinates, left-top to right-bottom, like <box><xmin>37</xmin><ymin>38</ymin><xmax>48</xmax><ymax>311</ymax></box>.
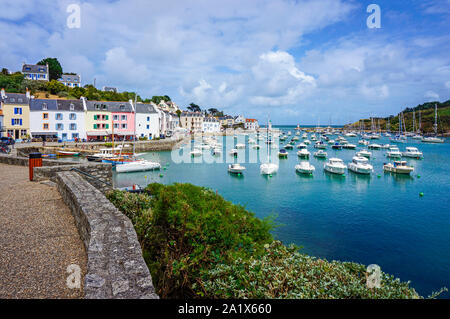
<box><xmin>83</xmin><ymin>99</ymin><xmax>112</xmax><ymax>141</ymax></box>
<box><xmin>0</xmin><ymin>90</ymin><xmax>30</xmax><ymax>140</ymax></box>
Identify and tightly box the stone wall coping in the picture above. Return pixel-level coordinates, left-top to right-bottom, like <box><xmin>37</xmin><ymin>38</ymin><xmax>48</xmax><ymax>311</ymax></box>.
<box><xmin>56</xmin><ymin>171</ymin><xmax>159</xmax><ymax>299</ymax></box>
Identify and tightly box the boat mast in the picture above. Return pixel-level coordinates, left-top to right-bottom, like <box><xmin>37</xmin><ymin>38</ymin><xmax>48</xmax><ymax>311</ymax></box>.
<box><xmin>419</xmin><ymin>110</ymin><xmax>421</xmax><ymax>134</ymax></box>
<box><xmin>434</xmin><ymin>104</ymin><xmax>438</xmax><ymax>136</ymax></box>
<box><xmin>133</xmin><ymin>93</ymin><xmax>137</xmax><ymax>156</ymax></box>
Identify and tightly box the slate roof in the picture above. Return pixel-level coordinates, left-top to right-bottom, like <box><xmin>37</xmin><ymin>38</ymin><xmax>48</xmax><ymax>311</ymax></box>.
<box><xmin>56</xmin><ymin>99</ymin><xmax>84</xmax><ymax>111</ymax></box>
<box><xmin>22</xmin><ymin>64</ymin><xmax>48</xmax><ymax>74</ymax></box>
<box><xmin>29</xmin><ymin>99</ymin><xmax>57</xmax><ymax>111</ymax></box>
<box><xmin>1</xmin><ymin>93</ymin><xmax>29</xmax><ymax>105</ymax></box>
<box><xmin>59</xmin><ymin>74</ymin><xmax>80</xmax><ymax>83</ymax></box>
<box><xmin>86</xmin><ymin>101</ymin><xmax>133</xmax><ymax>112</ymax></box>
<box><xmin>136</xmin><ymin>103</ymin><xmax>158</xmax><ymax>114</ymax></box>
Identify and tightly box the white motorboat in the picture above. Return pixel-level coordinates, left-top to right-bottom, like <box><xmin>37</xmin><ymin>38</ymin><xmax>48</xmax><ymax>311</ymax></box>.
<box><xmin>295</xmin><ymin>161</ymin><xmax>315</xmax><ymax>175</ymax></box>
<box><xmin>324</xmin><ymin>158</ymin><xmax>346</xmax><ymax>175</ymax></box>
<box><xmin>228</xmin><ymin>163</ymin><xmax>246</xmax><ymax>174</ymax></box>
<box><xmin>248</xmin><ymin>138</ymin><xmax>256</xmax><ymax>144</ymax></box>
<box><xmin>412</xmin><ymin>134</ymin><xmax>423</xmax><ymax>140</ymax></box>
<box><xmin>260</xmin><ymin>162</ymin><xmax>278</xmax><ymax>175</ymax></box>
<box><xmin>328</xmin><ymin>139</ymin><xmax>335</xmax><ymax>144</ymax></box>
<box><xmin>190</xmin><ymin>149</ymin><xmax>202</xmax><ymax>157</ymax></box>
<box><xmin>383</xmin><ymin>161</ymin><xmax>414</xmax><ymax>174</ymax></box>
<box><xmin>297</xmin><ymin>148</ymin><xmax>310</xmax><ymax>158</ymax></box>
<box><xmin>229</xmin><ymin>149</ymin><xmax>239</xmax><ymax>156</ymax></box>
<box><xmin>402</xmin><ymin>147</ymin><xmax>423</xmax><ymax>159</ymax></box>
<box><xmin>278</xmin><ymin>149</ymin><xmax>288</xmax><ymax>158</ymax></box>
<box><xmin>313</xmin><ymin>150</ymin><xmax>327</xmax><ymax>158</ymax></box>
<box><xmin>252</xmin><ymin>144</ymin><xmax>261</xmax><ymax>150</ymax></box>
<box><xmin>116</xmin><ymin>160</ymin><xmax>161</xmax><ymax>173</ymax></box>
<box><xmin>287</xmin><ymin>131</ymin><xmax>292</xmax><ymax>136</ymax></box>
<box><xmin>314</xmin><ymin>141</ymin><xmax>327</xmax><ymax>149</ymax></box>
<box><xmin>348</xmin><ymin>156</ymin><xmax>373</xmax><ymax>175</ymax></box>
<box><xmin>284</xmin><ymin>144</ymin><xmax>293</xmax><ymax>150</ymax></box>
<box><xmin>342</xmin><ymin>143</ymin><xmax>356</xmax><ymax>149</ymax></box>
<box><xmin>357</xmin><ymin>149</ymin><xmax>372</xmax><ymax>158</ymax></box>
<box><xmin>381</xmin><ymin>144</ymin><xmax>391</xmax><ymax>149</ymax></box>
<box><xmin>304</xmin><ymin>139</ymin><xmax>311</xmax><ymax>145</ymax></box>
<box><xmin>345</xmin><ymin>132</ymin><xmax>357</xmax><ymax>137</ymax></box>
<box><xmin>310</xmin><ymin>135</ymin><xmax>317</xmax><ymax>141</ymax></box>
<box><xmin>297</xmin><ymin>143</ymin><xmax>307</xmax><ymax>149</ymax></box>
<box><xmin>235</xmin><ymin>143</ymin><xmax>245</xmax><ymax>149</ymax></box>
<box><xmin>302</xmin><ymin>133</ymin><xmax>308</xmax><ymax>139</ymax></box>
<box><xmin>212</xmin><ymin>148</ymin><xmax>222</xmax><ymax>156</ymax></box>
<box><xmin>292</xmin><ymin>136</ymin><xmax>300</xmax><ymax>141</ymax></box>
<box><xmin>386</xmin><ymin>146</ymin><xmax>402</xmax><ymax>158</ymax></box>
<box><xmin>358</xmin><ymin>140</ymin><xmax>369</xmax><ymax>145</ymax></box>
<box><xmin>422</xmin><ymin>136</ymin><xmax>444</xmax><ymax>143</ymax></box>
<box><xmin>368</xmin><ymin>143</ymin><xmax>382</xmax><ymax>150</ymax></box>
<box><xmin>370</xmin><ymin>134</ymin><xmax>380</xmax><ymax>139</ymax></box>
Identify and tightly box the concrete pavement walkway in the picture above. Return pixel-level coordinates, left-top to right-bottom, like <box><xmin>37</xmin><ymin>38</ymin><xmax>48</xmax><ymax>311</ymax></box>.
<box><xmin>0</xmin><ymin>163</ymin><xmax>86</xmax><ymax>298</ymax></box>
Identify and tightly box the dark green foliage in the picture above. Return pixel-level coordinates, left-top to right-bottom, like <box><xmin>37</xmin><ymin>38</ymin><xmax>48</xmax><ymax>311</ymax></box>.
<box><xmin>37</xmin><ymin>57</ymin><xmax>63</xmax><ymax>81</ymax></box>
<box><xmin>188</xmin><ymin>103</ymin><xmax>201</xmax><ymax>112</ymax></box>
<box><xmin>203</xmin><ymin>241</ymin><xmax>421</xmax><ymax>299</ymax></box>
<box><xmin>107</xmin><ymin>183</ymin><xmax>274</xmax><ymax>298</ymax></box>
<box><xmin>107</xmin><ymin>183</ymin><xmax>428</xmax><ymax>299</ymax></box>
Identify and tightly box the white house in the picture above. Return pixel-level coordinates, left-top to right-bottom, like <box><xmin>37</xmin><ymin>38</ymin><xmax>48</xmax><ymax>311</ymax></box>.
<box><xmin>58</xmin><ymin>74</ymin><xmax>81</xmax><ymax>88</ymax></box>
<box><xmin>245</xmin><ymin>118</ymin><xmax>259</xmax><ymax>130</ymax></box>
<box><xmin>29</xmin><ymin>99</ymin><xmax>86</xmax><ymax>141</ymax></box>
<box><xmin>135</xmin><ymin>102</ymin><xmax>160</xmax><ymax>139</ymax></box>
<box><xmin>202</xmin><ymin>117</ymin><xmax>220</xmax><ymax>133</ymax></box>
<box><xmin>234</xmin><ymin>115</ymin><xmax>245</xmax><ymax>124</ymax></box>
<box><xmin>22</xmin><ymin>63</ymin><xmax>49</xmax><ymax>81</ymax></box>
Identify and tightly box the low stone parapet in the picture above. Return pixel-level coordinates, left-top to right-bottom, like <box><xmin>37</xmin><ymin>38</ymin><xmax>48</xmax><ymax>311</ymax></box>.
<box><xmin>55</xmin><ymin>171</ymin><xmax>158</xmax><ymax>299</ymax></box>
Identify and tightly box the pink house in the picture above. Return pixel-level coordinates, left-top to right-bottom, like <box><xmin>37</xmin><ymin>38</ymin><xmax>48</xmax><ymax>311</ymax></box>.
<box><xmin>109</xmin><ymin>101</ymin><xmax>135</xmax><ymax>141</ymax></box>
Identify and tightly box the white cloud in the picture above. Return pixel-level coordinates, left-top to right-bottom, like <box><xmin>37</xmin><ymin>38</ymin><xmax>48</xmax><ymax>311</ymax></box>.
<box><xmin>424</xmin><ymin>90</ymin><xmax>439</xmax><ymax>100</ymax></box>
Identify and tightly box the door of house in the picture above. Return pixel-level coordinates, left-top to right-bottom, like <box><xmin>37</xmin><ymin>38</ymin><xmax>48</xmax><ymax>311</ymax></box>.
<box><xmin>15</xmin><ymin>130</ymin><xmax>19</xmax><ymax>139</ymax></box>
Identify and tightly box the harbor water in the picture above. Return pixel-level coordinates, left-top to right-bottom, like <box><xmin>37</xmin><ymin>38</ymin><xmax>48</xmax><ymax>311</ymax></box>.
<box><xmin>112</xmin><ymin>126</ymin><xmax>450</xmax><ymax>297</ymax></box>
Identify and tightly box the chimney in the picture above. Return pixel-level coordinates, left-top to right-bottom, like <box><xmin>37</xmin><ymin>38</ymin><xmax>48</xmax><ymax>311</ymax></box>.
<box><xmin>1</xmin><ymin>88</ymin><xmax>5</xmax><ymax>99</ymax></box>
<box><xmin>26</xmin><ymin>87</ymin><xmax>30</xmax><ymax>99</ymax></box>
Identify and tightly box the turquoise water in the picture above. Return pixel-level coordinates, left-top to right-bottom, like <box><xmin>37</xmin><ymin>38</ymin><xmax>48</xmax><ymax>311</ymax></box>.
<box><xmin>113</xmin><ymin>127</ymin><xmax>450</xmax><ymax>297</ymax></box>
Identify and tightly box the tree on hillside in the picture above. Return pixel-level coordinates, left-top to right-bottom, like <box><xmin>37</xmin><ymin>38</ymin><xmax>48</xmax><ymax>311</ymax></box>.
<box><xmin>46</xmin><ymin>80</ymin><xmax>66</xmax><ymax>94</ymax></box>
<box><xmin>208</xmin><ymin>108</ymin><xmax>219</xmax><ymax>115</ymax></box>
<box><xmin>1</xmin><ymin>68</ymin><xmax>9</xmax><ymax>75</ymax></box>
<box><xmin>188</xmin><ymin>103</ymin><xmax>201</xmax><ymax>112</ymax></box>
<box><xmin>176</xmin><ymin>109</ymin><xmax>182</xmax><ymax>127</ymax></box>
<box><xmin>37</xmin><ymin>57</ymin><xmax>63</xmax><ymax>81</ymax></box>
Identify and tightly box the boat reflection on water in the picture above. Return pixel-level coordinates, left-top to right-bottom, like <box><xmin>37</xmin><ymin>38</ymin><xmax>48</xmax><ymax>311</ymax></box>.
<box><xmin>324</xmin><ymin>170</ymin><xmax>346</xmax><ymax>183</ymax></box>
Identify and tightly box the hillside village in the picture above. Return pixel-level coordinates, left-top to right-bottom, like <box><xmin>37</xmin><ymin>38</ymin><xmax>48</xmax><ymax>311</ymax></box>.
<box><xmin>0</xmin><ymin>60</ymin><xmax>259</xmax><ymax>142</ymax></box>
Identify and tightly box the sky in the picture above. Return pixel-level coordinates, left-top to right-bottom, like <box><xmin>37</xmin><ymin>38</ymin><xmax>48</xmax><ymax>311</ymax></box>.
<box><xmin>0</xmin><ymin>0</ymin><xmax>449</xmax><ymax>124</ymax></box>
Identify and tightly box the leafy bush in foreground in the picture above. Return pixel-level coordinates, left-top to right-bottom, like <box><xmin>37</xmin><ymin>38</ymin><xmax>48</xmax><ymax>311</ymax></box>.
<box><xmin>107</xmin><ymin>183</ymin><xmax>425</xmax><ymax>299</ymax></box>
<box><xmin>202</xmin><ymin>241</ymin><xmax>420</xmax><ymax>299</ymax></box>
<box><xmin>107</xmin><ymin>183</ymin><xmax>274</xmax><ymax>298</ymax></box>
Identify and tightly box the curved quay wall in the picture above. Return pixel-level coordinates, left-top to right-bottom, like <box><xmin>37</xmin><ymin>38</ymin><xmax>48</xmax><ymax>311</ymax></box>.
<box><xmin>56</xmin><ymin>171</ymin><xmax>159</xmax><ymax>299</ymax></box>
<box><xmin>0</xmin><ymin>154</ymin><xmax>158</xmax><ymax>299</ymax></box>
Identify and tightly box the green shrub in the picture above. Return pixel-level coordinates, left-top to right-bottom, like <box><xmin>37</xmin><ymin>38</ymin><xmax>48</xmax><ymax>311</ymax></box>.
<box><xmin>202</xmin><ymin>241</ymin><xmax>421</xmax><ymax>299</ymax></box>
<box><xmin>107</xmin><ymin>183</ymin><xmax>274</xmax><ymax>298</ymax></box>
<box><xmin>107</xmin><ymin>183</ymin><xmax>431</xmax><ymax>299</ymax></box>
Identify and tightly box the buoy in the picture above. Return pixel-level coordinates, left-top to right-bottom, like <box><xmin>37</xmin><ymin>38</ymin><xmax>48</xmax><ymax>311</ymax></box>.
<box><xmin>269</xmin><ymin>174</ymin><xmax>272</xmax><ymax>177</ymax></box>
<box><xmin>159</xmin><ymin>174</ymin><xmax>163</xmax><ymax>177</ymax></box>
<box><xmin>377</xmin><ymin>174</ymin><xmax>381</xmax><ymax>178</ymax></box>
<box><xmin>417</xmin><ymin>175</ymin><xmax>421</xmax><ymax>178</ymax></box>
<box><xmin>419</xmin><ymin>192</ymin><xmax>424</xmax><ymax>197</ymax></box>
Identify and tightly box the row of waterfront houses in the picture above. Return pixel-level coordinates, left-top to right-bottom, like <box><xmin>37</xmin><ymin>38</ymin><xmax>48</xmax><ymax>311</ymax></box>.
<box><xmin>0</xmin><ymin>89</ymin><xmax>259</xmax><ymax>141</ymax></box>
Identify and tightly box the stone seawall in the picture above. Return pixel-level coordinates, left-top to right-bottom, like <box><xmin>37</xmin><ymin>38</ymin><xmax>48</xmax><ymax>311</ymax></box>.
<box><xmin>34</xmin><ymin>163</ymin><xmax>113</xmax><ymax>193</ymax></box>
<box><xmin>0</xmin><ymin>154</ymin><xmax>113</xmax><ymax>193</ymax></box>
<box><xmin>55</xmin><ymin>171</ymin><xmax>158</xmax><ymax>299</ymax></box>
